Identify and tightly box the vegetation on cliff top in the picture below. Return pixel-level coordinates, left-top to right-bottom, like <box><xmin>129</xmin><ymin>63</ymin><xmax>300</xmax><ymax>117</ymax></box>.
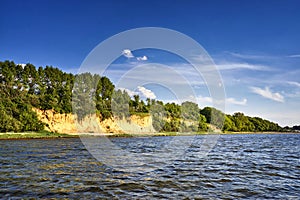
<box><xmin>0</xmin><ymin>60</ymin><xmax>292</xmax><ymax>133</ymax></box>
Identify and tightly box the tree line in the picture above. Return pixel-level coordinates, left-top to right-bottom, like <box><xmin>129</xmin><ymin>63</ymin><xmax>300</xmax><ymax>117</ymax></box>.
<box><xmin>0</xmin><ymin>60</ymin><xmax>288</xmax><ymax>133</ymax></box>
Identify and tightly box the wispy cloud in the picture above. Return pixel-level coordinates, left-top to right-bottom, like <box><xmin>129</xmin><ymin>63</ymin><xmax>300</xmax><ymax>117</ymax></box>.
<box><xmin>196</xmin><ymin>96</ymin><xmax>247</xmax><ymax>106</ymax></box>
<box><xmin>287</xmin><ymin>54</ymin><xmax>300</xmax><ymax>58</ymax></box>
<box><xmin>229</xmin><ymin>51</ymin><xmax>300</xmax><ymax>60</ymax></box>
<box><xmin>250</xmin><ymin>86</ymin><xmax>284</xmax><ymax>102</ymax></box>
<box><xmin>226</xmin><ymin>98</ymin><xmax>247</xmax><ymax>105</ymax></box>
<box><xmin>287</xmin><ymin>81</ymin><xmax>300</xmax><ymax>87</ymax></box>
<box><xmin>193</xmin><ymin>52</ymin><xmax>273</xmax><ymax>71</ymax></box>
<box><xmin>196</xmin><ymin>96</ymin><xmax>213</xmax><ymax>105</ymax></box>
<box><xmin>228</xmin><ymin>52</ymin><xmax>272</xmax><ymax>60</ymax></box>
<box><xmin>216</xmin><ymin>62</ymin><xmax>272</xmax><ymax>71</ymax></box>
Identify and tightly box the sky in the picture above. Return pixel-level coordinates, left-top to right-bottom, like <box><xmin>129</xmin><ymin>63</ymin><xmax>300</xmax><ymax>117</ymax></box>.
<box><xmin>0</xmin><ymin>0</ymin><xmax>299</xmax><ymax>126</ymax></box>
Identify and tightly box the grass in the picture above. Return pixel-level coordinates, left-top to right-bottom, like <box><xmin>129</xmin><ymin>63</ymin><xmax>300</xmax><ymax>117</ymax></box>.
<box><xmin>0</xmin><ymin>130</ymin><xmax>78</xmax><ymax>140</ymax></box>
<box><xmin>1</xmin><ymin>130</ymin><xmax>293</xmax><ymax>140</ymax></box>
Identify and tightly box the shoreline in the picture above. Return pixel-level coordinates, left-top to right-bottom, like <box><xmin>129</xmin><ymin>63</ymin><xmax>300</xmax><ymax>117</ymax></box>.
<box><xmin>0</xmin><ymin>131</ymin><xmax>79</xmax><ymax>140</ymax></box>
<box><xmin>0</xmin><ymin>131</ymin><xmax>299</xmax><ymax>140</ymax></box>
<box><xmin>221</xmin><ymin>131</ymin><xmax>299</xmax><ymax>134</ymax></box>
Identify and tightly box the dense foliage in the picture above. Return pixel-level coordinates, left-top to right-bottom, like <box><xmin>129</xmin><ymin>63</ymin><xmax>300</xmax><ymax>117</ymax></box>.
<box><xmin>222</xmin><ymin>113</ymin><xmax>282</xmax><ymax>132</ymax></box>
<box><xmin>283</xmin><ymin>125</ymin><xmax>300</xmax><ymax>132</ymax></box>
<box><xmin>0</xmin><ymin>60</ymin><xmax>285</xmax><ymax>133</ymax></box>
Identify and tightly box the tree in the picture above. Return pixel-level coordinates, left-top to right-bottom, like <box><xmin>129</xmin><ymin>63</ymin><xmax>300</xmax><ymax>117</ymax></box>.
<box><xmin>198</xmin><ymin>114</ymin><xmax>208</xmax><ymax>131</ymax></box>
<box><xmin>232</xmin><ymin>112</ymin><xmax>255</xmax><ymax>132</ymax></box>
<box><xmin>96</xmin><ymin>76</ymin><xmax>115</xmax><ymax>119</ymax></box>
<box><xmin>111</xmin><ymin>89</ymin><xmax>130</xmax><ymax>118</ymax></box>
<box><xmin>200</xmin><ymin>107</ymin><xmax>225</xmax><ymax>129</ymax></box>
<box><xmin>181</xmin><ymin>101</ymin><xmax>200</xmax><ymax>121</ymax></box>
<box><xmin>0</xmin><ymin>60</ymin><xmax>285</xmax><ymax>133</ymax></box>
<box><xmin>72</xmin><ymin>73</ymin><xmax>96</xmax><ymax>120</ymax></box>
<box><xmin>165</xmin><ymin>103</ymin><xmax>181</xmax><ymax>119</ymax></box>
<box><xmin>150</xmin><ymin>103</ymin><xmax>166</xmax><ymax>132</ymax></box>
<box><xmin>222</xmin><ymin>115</ymin><xmax>236</xmax><ymax>131</ymax></box>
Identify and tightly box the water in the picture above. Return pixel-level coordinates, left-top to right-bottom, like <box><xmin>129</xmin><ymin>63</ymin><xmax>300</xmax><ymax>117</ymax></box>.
<box><xmin>1</xmin><ymin>134</ymin><xmax>299</xmax><ymax>199</ymax></box>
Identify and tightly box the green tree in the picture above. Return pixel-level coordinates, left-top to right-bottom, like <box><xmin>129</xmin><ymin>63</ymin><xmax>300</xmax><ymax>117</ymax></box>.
<box><xmin>232</xmin><ymin>112</ymin><xmax>255</xmax><ymax>132</ymax></box>
<box><xmin>181</xmin><ymin>101</ymin><xmax>200</xmax><ymax>121</ymax></box>
<box><xmin>222</xmin><ymin>115</ymin><xmax>236</xmax><ymax>131</ymax></box>
<box><xmin>111</xmin><ymin>89</ymin><xmax>131</xmax><ymax>118</ymax></box>
<box><xmin>200</xmin><ymin>107</ymin><xmax>225</xmax><ymax>129</ymax></box>
<box><xmin>198</xmin><ymin>114</ymin><xmax>208</xmax><ymax>131</ymax></box>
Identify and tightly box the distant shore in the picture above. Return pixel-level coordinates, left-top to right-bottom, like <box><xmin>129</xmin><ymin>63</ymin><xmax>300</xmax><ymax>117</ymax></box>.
<box><xmin>221</xmin><ymin>131</ymin><xmax>299</xmax><ymax>135</ymax></box>
<box><xmin>0</xmin><ymin>131</ymin><xmax>299</xmax><ymax>140</ymax></box>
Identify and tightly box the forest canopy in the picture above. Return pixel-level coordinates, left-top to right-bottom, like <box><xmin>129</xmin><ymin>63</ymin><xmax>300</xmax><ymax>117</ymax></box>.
<box><xmin>0</xmin><ymin>60</ymin><xmax>286</xmax><ymax>133</ymax></box>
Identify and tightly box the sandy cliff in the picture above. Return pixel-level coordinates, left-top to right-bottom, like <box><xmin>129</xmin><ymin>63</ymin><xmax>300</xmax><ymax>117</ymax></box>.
<box><xmin>33</xmin><ymin>108</ymin><xmax>154</xmax><ymax>134</ymax></box>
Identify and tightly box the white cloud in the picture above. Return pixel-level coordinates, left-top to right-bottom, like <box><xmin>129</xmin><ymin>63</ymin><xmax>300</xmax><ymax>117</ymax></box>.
<box><xmin>196</xmin><ymin>96</ymin><xmax>247</xmax><ymax>106</ymax></box>
<box><xmin>287</xmin><ymin>81</ymin><xmax>300</xmax><ymax>87</ymax></box>
<box><xmin>137</xmin><ymin>86</ymin><xmax>156</xmax><ymax>99</ymax></box>
<box><xmin>122</xmin><ymin>49</ymin><xmax>148</xmax><ymax>61</ymax></box>
<box><xmin>185</xmin><ymin>51</ymin><xmax>271</xmax><ymax>72</ymax></box>
<box><xmin>118</xmin><ymin>87</ymin><xmax>138</xmax><ymax>97</ymax></box>
<box><xmin>229</xmin><ymin>51</ymin><xmax>300</xmax><ymax>60</ymax></box>
<box><xmin>118</xmin><ymin>86</ymin><xmax>156</xmax><ymax>99</ymax></box>
<box><xmin>122</xmin><ymin>49</ymin><xmax>134</xmax><ymax>58</ymax></box>
<box><xmin>287</xmin><ymin>54</ymin><xmax>300</xmax><ymax>58</ymax></box>
<box><xmin>191</xmin><ymin>54</ymin><xmax>213</xmax><ymax>63</ymax></box>
<box><xmin>250</xmin><ymin>86</ymin><xmax>284</xmax><ymax>102</ymax></box>
<box><xmin>228</xmin><ymin>51</ymin><xmax>300</xmax><ymax>60</ymax></box>
<box><xmin>226</xmin><ymin>98</ymin><xmax>247</xmax><ymax>105</ymax></box>
<box><xmin>196</xmin><ymin>96</ymin><xmax>213</xmax><ymax>105</ymax></box>
<box><xmin>216</xmin><ymin>62</ymin><xmax>271</xmax><ymax>71</ymax></box>
<box><xmin>229</xmin><ymin>52</ymin><xmax>269</xmax><ymax>59</ymax></box>
<box><xmin>136</xmin><ymin>56</ymin><xmax>148</xmax><ymax>61</ymax></box>
<box><xmin>17</xmin><ymin>63</ymin><xmax>26</xmax><ymax>68</ymax></box>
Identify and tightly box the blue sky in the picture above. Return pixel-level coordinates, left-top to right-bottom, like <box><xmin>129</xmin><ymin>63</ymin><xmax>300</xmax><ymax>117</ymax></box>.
<box><xmin>1</xmin><ymin>0</ymin><xmax>299</xmax><ymax>126</ymax></box>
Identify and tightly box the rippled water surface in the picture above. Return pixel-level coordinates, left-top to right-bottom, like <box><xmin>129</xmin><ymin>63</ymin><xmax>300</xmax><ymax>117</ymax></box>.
<box><xmin>1</xmin><ymin>134</ymin><xmax>299</xmax><ymax>199</ymax></box>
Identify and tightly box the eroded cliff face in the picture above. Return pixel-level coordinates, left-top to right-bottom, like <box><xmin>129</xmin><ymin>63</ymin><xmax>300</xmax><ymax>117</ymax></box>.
<box><xmin>33</xmin><ymin>108</ymin><xmax>78</xmax><ymax>134</ymax></box>
<box><xmin>33</xmin><ymin>108</ymin><xmax>154</xmax><ymax>134</ymax></box>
